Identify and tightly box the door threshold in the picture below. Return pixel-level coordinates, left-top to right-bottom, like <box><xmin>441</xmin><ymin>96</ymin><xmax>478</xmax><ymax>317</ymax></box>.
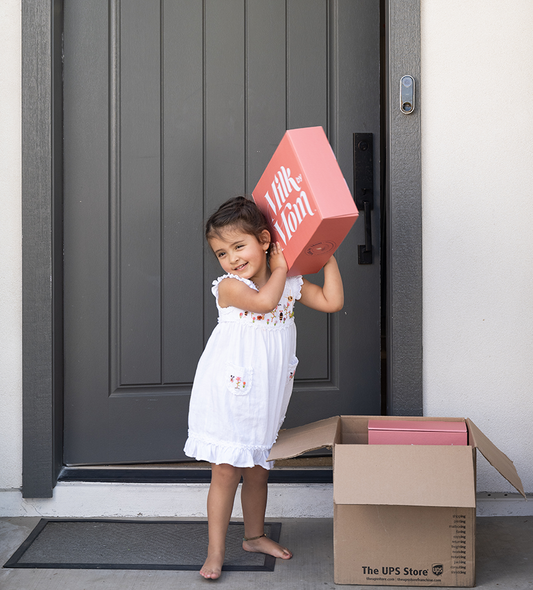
<box><xmin>59</xmin><ymin>457</ymin><xmax>333</xmax><ymax>484</ymax></box>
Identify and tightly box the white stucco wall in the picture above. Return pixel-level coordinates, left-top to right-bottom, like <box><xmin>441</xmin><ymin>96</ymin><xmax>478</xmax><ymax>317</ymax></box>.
<box><xmin>0</xmin><ymin>0</ymin><xmax>22</xmax><ymax>492</ymax></box>
<box><xmin>0</xmin><ymin>1</ymin><xmax>531</xmax><ymax>517</ymax></box>
<box><xmin>421</xmin><ymin>0</ymin><xmax>533</xmax><ymax>495</ymax></box>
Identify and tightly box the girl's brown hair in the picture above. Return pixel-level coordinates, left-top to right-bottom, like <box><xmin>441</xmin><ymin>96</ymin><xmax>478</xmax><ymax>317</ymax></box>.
<box><xmin>205</xmin><ymin>196</ymin><xmax>271</xmax><ymax>244</ymax></box>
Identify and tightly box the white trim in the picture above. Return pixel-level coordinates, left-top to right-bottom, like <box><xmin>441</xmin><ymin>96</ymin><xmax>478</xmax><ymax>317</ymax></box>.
<box><xmin>1</xmin><ymin>485</ymin><xmax>530</xmax><ymax>518</ymax></box>
<box><xmin>0</xmin><ymin>483</ymin><xmax>334</xmax><ymax>519</ymax></box>
<box><xmin>476</xmin><ymin>493</ymin><xmax>532</xmax><ymax>517</ymax></box>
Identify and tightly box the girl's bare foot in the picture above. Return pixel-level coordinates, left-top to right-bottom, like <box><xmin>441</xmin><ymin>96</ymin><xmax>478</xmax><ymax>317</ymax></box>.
<box><xmin>200</xmin><ymin>550</ymin><xmax>224</xmax><ymax>580</ymax></box>
<box><xmin>242</xmin><ymin>534</ymin><xmax>292</xmax><ymax>559</ymax></box>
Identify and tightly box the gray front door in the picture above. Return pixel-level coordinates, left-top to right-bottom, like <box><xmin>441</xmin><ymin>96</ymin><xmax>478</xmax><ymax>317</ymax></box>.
<box><xmin>63</xmin><ymin>0</ymin><xmax>381</xmax><ymax>465</ymax></box>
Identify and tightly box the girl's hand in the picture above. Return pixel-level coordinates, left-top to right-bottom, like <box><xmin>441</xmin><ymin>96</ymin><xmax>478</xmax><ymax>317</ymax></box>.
<box><xmin>269</xmin><ymin>242</ymin><xmax>288</xmax><ymax>275</ymax></box>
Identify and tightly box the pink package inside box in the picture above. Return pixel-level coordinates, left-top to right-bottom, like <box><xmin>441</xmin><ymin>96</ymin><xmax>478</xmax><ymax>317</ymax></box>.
<box><xmin>252</xmin><ymin>127</ymin><xmax>358</xmax><ymax>276</ymax></box>
<box><xmin>368</xmin><ymin>419</ymin><xmax>468</xmax><ymax>446</ymax></box>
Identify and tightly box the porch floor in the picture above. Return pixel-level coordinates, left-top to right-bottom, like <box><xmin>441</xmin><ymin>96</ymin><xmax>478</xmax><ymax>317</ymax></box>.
<box><xmin>1</xmin><ymin>516</ymin><xmax>531</xmax><ymax>589</ymax></box>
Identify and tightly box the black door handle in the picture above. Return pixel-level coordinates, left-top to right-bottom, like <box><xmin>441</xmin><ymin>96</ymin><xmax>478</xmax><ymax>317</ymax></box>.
<box><xmin>353</xmin><ymin>133</ymin><xmax>374</xmax><ymax>265</ymax></box>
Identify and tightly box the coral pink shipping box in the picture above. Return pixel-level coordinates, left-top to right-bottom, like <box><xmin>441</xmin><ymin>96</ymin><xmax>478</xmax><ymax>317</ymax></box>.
<box><xmin>252</xmin><ymin>127</ymin><xmax>358</xmax><ymax>276</ymax></box>
<box><xmin>368</xmin><ymin>419</ymin><xmax>468</xmax><ymax>446</ymax></box>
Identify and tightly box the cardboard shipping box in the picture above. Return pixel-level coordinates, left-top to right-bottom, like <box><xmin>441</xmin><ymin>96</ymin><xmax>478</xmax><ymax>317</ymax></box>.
<box><xmin>368</xmin><ymin>419</ymin><xmax>468</xmax><ymax>446</ymax></box>
<box><xmin>252</xmin><ymin>126</ymin><xmax>358</xmax><ymax>276</ymax></box>
<box><xmin>268</xmin><ymin>415</ymin><xmax>525</xmax><ymax>587</ymax></box>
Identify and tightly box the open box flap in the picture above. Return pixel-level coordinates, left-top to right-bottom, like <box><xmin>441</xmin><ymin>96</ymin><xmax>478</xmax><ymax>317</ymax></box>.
<box><xmin>467</xmin><ymin>418</ymin><xmax>525</xmax><ymax>498</ymax></box>
<box><xmin>334</xmin><ymin>444</ymin><xmax>476</xmax><ymax>508</ymax></box>
<box><xmin>268</xmin><ymin>416</ymin><xmax>340</xmax><ymax>461</ymax></box>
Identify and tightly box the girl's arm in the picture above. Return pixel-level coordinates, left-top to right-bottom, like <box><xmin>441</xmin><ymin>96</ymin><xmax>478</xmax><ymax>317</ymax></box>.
<box><xmin>217</xmin><ymin>242</ymin><xmax>288</xmax><ymax>313</ymax></box>
<box><xmin>298</xmin><ymin>256</ymin><xmax>344</xmax><ymax>313</ymax></box>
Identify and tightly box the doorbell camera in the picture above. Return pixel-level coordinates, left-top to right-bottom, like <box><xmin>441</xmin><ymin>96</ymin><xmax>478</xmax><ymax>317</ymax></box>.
<box><xmin>400</xmin><ymin>75</ymin><xmax>415</xmax><ymax>114</ymax></box>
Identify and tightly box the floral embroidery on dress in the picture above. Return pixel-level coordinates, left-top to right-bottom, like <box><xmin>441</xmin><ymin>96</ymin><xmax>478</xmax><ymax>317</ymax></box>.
<box><xmin>230</xmin><ymin>375</ymin><xmax>246</xmax><ymax>390</ymax></box>
<box><xmin>230</xmin><ymin>280</ymin><xmax>300</xmax><ymax>327</ymax></box>
<box><xmin>239</xmin><ymin>298</ymin><xmax>295</xmax><ymax>326</ymax></box>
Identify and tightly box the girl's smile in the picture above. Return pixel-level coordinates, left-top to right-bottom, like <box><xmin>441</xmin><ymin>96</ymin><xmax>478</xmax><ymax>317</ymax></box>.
<box><xmin>208</xmin><ymin>227</ymin><xmax>270</xmax><ymax>286</ymax></box>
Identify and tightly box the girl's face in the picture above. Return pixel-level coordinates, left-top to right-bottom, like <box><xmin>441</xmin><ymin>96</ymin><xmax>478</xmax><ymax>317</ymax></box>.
<box><xmin>208</xmin><ymin>226</ymin><xmax>270</xmax><ymax>284</ymax></box>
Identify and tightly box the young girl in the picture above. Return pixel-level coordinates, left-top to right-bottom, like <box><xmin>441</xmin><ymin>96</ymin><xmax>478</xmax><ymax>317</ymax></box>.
<box><xmin>184</xmin><ymin>196</ymin><xmax>344</xmax><ymax>580</ymax></box>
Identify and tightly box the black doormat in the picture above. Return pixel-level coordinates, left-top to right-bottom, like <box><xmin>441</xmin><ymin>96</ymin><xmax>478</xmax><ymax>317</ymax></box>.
<box><xmin>3</xmin><ymin>519</ymin><xmax>282</xmax><ymax>571</ymax></box>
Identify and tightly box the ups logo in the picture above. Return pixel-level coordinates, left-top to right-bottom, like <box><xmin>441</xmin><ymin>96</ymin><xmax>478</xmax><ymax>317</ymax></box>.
<box><xmin>432</xmin><ymin>564</ymin><xmax>444</xmax><ymax>576</ymax></box>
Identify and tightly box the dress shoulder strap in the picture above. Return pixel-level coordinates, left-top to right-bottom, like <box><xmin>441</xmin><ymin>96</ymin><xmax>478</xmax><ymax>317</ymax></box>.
<box><xmin>288</xmin><ymin>275</ymin><xmax>304</xmax><ymax>300</ymax></box>
<box><xmin>211</xmin><ymin>274</ymin><xmax>259</xmax><ymax>299</ymax></box>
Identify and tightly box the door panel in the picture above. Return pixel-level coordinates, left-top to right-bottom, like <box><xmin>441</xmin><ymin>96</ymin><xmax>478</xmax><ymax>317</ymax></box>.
<box><xmin>63</xmin><ymin>0</ymin><xmax>381</xmax><ymax>465</ymax></box>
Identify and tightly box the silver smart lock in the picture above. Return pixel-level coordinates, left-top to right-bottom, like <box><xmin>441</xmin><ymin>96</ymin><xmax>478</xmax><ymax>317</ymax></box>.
<box><xmin>400</xmin><ymin>75</ymin><xmax>415</xmax><ymax>114</ymax></box>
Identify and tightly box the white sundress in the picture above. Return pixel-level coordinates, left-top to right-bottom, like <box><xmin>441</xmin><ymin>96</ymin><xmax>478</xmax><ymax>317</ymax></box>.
<box><xmin>184</xmin><ymin>273</ymin><xmax>303</xmax><ymax>470</ymax></box>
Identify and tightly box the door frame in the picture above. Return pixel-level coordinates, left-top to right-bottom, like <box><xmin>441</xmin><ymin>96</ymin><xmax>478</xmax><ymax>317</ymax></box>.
<box><xmin>21</xmin><ymin>0</ymin><xmax>422</xmax><ymax>498</ymax></box>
